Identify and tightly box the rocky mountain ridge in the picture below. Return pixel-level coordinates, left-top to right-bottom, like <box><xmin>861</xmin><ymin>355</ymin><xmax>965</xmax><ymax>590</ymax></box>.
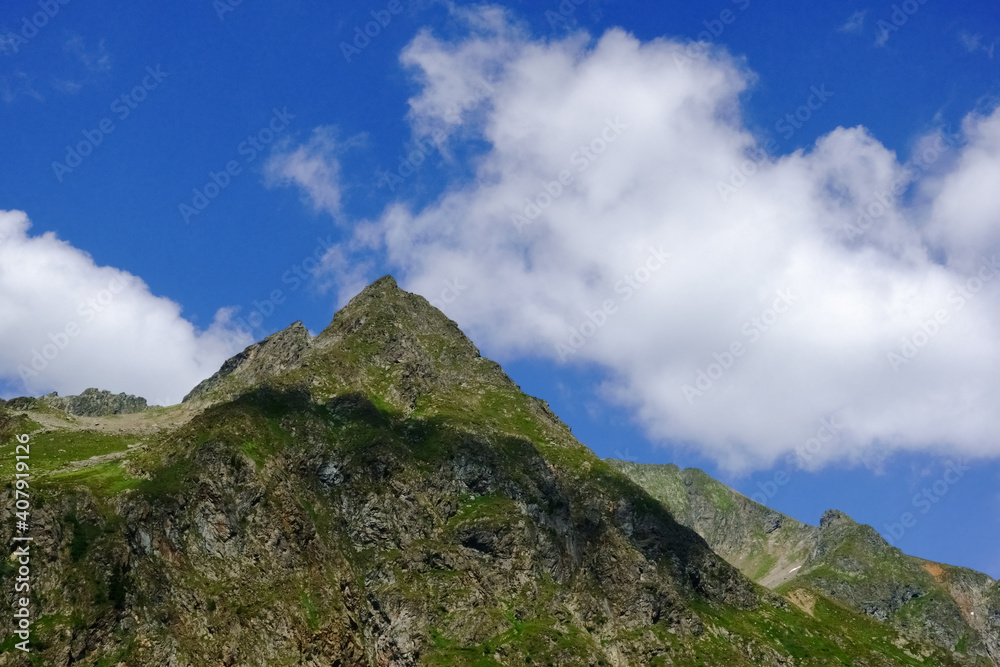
<box><xmin>1</xmin><ymin>388</ymin><xmax>149</xmax><ymax>418</ymax></box>
<box><xmin>609</xmin><ymin>460</ymin><xmax>1000</xmax><ymax>665</ymax></box>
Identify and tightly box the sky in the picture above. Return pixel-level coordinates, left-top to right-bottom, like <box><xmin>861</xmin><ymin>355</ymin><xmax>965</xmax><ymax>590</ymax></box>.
<box><xmin>1</xmin><ymin>0</ymin><xmax>999</xmax><ymax>577</ymax></box>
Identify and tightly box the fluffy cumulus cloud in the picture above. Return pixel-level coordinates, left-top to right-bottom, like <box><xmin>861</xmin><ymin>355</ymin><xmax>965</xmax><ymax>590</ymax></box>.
<box><xmin>0</xmin><ymin>211</ymin><xmax>250</xmax><ymax>405</ymax></box>
<box><xmin>281</xmin><ymin>7</ymin><xmax>1000</xmax><ymax>471</ymax></box>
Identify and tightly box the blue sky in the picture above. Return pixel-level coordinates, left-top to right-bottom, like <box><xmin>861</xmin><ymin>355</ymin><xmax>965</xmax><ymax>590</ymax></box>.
<box><xmin>1</xmin><ymin>0</ymin><xmax>999</xmax><ymax>577</ymax></box>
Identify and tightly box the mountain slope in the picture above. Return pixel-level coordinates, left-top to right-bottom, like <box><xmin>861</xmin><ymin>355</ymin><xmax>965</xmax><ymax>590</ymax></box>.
<box><xmin>0</xmin><ymin>276</ymin><xmax>988</xmax><ymax>666</ymax></box>
<box><xmin>609</xmin><ymin>460</ymin><xmax>1000</xmax><ymax>665</ymax></box>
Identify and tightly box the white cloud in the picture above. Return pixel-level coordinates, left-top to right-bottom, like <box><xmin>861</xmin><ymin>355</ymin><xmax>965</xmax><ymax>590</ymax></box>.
<box><xmin>276</xmin><ymin>7</ymin><xmax>1000</xmax><ymax>472</ymax></box>
<box><xmin>959</xmin><ymin>32</ymin><xmax>997</xmax><ymax>58</ymax></box>
<box><xmin>0</xmin><ymin>34</ymin><xmax>19</xmax><ymax>56</ymax></box>
<box><xmin>0</xmin><ymin>211</ymin><xmax>251</xmax><ymax>405</ymax></box>
<box><xmin>265</xmin><ymin>126</ymin><xmax>347</xmax><ymax>220</ymax></box>
<box><xmin>839</xmin><ymin>10</ymin><xmax>868</xmax><ymax>35</ymax></box>
<box><xmin>922</xmin><ymin>110</ymin><xmax>1000</xmax><ymax>271</ymax></box>
<box><xmin>51</xmin><ymin>78</ymin><xmax>84</xmax><ymax>95</ymax></box>
<box><xmin>0</xmin><ymin>72</ymin><xmax>43</xmax><ymax>104</ymax></box>
<box><xmin>64</xmin><ymin>35</ymin><xmax>112</xmax><ymax>72</ymax></box>
<box><xmin>400</xmin><ymin>4</ymin><xmax>520</xmax><ymax>142</ymax></box>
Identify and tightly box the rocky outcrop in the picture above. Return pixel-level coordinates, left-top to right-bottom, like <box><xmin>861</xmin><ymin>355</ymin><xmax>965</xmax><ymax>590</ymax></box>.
<box><xmin>0</xmin><ymin>396</ymin><xmax>41</xmax><ymax>412</ymax></box>
<box><xmin>933</xmin><ymin>564</ymin><xmax>1000</xmax><ymax>664</ymax></box>
<box><xmin>42</xmin><ymin>387</ymin><xmax>149</xmax><ymax>416</ymax></box>
<box><xmin>819</xmin><ymin>508</ymin><xmax>851</xmax><ymax>528</ymax></box>
<box><xmin>0</xmin><ymin>403</ymin><xmax>33</xmax><ymax>441</ymax></box>
<box><xmin>183</xmin><ymin>320</ymin><xmax>313</xmax><ymax>402</ymax></box>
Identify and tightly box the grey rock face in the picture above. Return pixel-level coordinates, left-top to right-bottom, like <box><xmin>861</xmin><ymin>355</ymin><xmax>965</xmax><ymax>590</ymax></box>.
<box><xmin>43</xmin><ymin>388</ymin><xmax>149</xmax><ymax>416</ymax></box>
<box><xmin>183</xmin><ymin>321</ymin><xmax>313</xmax><ymax>402</ymax></box>
<box><xmin>819</xmin><ymin>508</ymin><xmax>852</xmax><ymax>528</ymax></box>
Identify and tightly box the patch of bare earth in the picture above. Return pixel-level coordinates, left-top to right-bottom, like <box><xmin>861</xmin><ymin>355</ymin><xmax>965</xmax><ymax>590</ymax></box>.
<box><xmin>922</xmin><ymin>561</ymin><xmax>945</xmax><ymax>579</ymax></box>
<box><xmin>785</xmin><ymin>588</ymin><xmax>816</xmax><ymax>616</ymax></box>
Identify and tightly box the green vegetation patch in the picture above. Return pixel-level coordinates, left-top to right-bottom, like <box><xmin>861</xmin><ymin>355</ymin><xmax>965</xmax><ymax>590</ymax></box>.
<box><xmin>300</xmin><ymin>592</ymin><xmax>320</xmax><ymax>630</ymax></box>
<box><xmin>448</xmin><ymin>493</ymin><xmax>518</xmax><ymax>528</ymax></box>
<box><xmin>748</xmin><ymin>552</ymin><xmax>779</xmax><ymax>582</ymax></box>
<box><xmin>16</xmin><ymin>429</ymin><xmax>136</xmax><ymax>475</ymax></box>
<box><xmin>425</xmin><ymin>611</ymin><xmax>601</xmax><ymax>666</ymax></box>
<box><xmin>134</xmin><ymin>457</ymin><xmax>194</xmax><ymax>498</ymax></box>
<box><xmin>44</xmin><ymin>460</ymin><xmax>141</xmax><ymax>497</ymax></box>
<box><xmin>65</xmin><ymin>512</ymin><xmax>103</xmax><ymax>561</ymax></box>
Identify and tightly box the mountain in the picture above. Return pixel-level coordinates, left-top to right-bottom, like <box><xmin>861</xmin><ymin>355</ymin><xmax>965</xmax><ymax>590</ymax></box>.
<box><xmin>609</xmin><ymin>461</ymin><xmax>1000</xmax><ymax>665</ymax></box>
<box><xmin>0</xmin><ymin>276</ymin><xmax>994</xmax><ymax>666</ymax></box>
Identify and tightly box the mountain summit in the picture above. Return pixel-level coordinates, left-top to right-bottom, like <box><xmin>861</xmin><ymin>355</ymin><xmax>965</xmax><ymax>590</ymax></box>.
<box><xmin>185</xmin><ymin>276</ymin><xmax>504</xmax><ymax>408</ymax></box>
<box><xmin>0</xmin><ymin>277</ymin><xmax>995</xmax><ymax>666</ymax></box>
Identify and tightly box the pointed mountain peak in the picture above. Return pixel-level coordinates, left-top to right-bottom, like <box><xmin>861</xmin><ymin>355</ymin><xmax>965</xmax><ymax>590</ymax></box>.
<box><xmin>362</xmin><ymin>273</ymin><xmax>398</xmax><ymax>292</ymax></box>
<box><xmin>819</xmin><ymin>508</ymin><xmax>855</xmax><ymax>528</ymax></box>
<box><xmin>304</xmin><ymin>275</ymin><xmax>533</xmax><ymax>413</ymax></box>
<box><xmin>183</xmin><ymin>277</ymin><xmax>516</xmax><ymax>411</ymax></box>
<box><xmin>181</xmin><ymin>276</ymin><xmax>566</xmax><ymax>439</ymax></box>
<box><xmin>329</xmin><ymin>274</ymin><xmax>404</xmax><ymax>316</ymax></box>
<box><xmin>316</xmin><ymin>275</ymin><xmax>481</xmax><ymax>361</ymax></box>
<box><xmin>183</xmin><ymin>320</ymin><xmax>313</xmax><ymax>402</ymax></box>
<box><xmin>319</xmin><ymin>275</ymin><xmax>447</xmax><ymax>334</ymax></box>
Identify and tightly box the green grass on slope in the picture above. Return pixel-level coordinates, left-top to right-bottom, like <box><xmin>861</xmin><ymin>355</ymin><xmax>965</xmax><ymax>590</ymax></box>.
<box><xmin>9</xmin><ymin>430</ymin><xmax>137</xmax><ymax>474</ymax></box>
<box><xmin>423</xmin><ymin>576</ymin><xmax>608</xmax><ymax>666</ymax></box>
<box><xmin>0</xmin><ymin>428</ymin><xmax>144</xmax><ymax>499</ymax></box>
<box><xmin>606</xmin><ymin>461</ymin><xmax>691</xmax><ymax>518</ymax></box>
<box><xmin>692</xmin><ymin>592</ymin><xmax>977</xmax><ymax>667</ymax></box>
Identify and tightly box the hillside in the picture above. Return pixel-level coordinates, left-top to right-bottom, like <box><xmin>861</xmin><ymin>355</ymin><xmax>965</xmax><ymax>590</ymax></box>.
<box><xmin>609</xmin><ymin>460</ymin><xmax>1000</xmax><ymax>665</ymax></box>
